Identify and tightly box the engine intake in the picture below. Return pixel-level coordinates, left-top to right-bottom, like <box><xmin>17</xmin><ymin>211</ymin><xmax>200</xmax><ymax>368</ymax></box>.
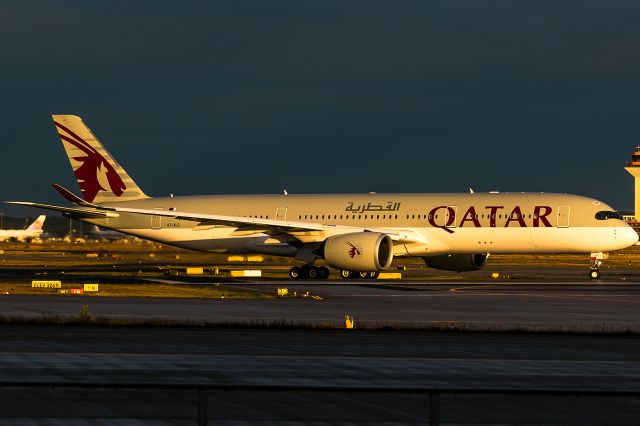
<box><xmin>422</xmin><ymin>253</ymin><xmax>488</xmax><ymax>272</ymax></box>
<box><xmin>324</xmin><ymin>232</ymin><xmax>393</xmax><ymax>272</ymax></box>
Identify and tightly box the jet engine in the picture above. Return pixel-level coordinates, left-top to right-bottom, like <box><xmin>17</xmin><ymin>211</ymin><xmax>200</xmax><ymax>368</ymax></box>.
<box><xmin>323</xmin><ymin>232</ymin><xmax>393</xmax><ymax>272</ymax></box>
<box><xmin>422</xmin><ymin>253</ymin><xmax>488</xmax><ymax>272</ymax></box>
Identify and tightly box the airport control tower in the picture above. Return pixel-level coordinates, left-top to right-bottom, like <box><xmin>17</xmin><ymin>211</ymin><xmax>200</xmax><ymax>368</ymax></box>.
<box><xmin>625</xmin><ymin>146</ymin><xmax>640</xmax><ymax>221</ymax></box>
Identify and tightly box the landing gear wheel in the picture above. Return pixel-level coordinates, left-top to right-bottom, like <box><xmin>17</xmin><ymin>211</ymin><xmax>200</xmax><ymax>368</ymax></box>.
<box><xmin>358</xmin><ymin>272</ymin><xmax>369</xmax><ymax>279</ymax></box>
<box><xmin>307</xmin><ymin>267</ymin><xmax>318</xmax><ymax>279</ymax></box>
<box><xmin>289</xmin><ymin>266</ymin><xmax>301</xmax><ymax>279</ymax></box>
<box><xmin>318</xmin><ymin>266</ymin><xmax>330</xmax><ymax>279</ymax></box>
<box><xmin>369</xmin><ymin>271</ymin><xmax>379</xmax><ymax>279</ymax></box>
<box><xmin>589</xmin><ymin>269</ymin><xmax>601</xmax><ymax>280</ymax></box>
<box><xmin>340</xmin><ymin>270</ymin><xmax>355</xmax><ymax>279</ymax></box>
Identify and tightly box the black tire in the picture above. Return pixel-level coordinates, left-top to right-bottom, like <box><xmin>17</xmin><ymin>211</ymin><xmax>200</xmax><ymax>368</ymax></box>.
<box><xmin>289</xmin><ymin>266</ymin><xmax>301</xmax><ymax>279</ymax></box>
<box><xmin>589</xmin><ymin>269</ymin><xmax>601</xmax><ymax>280</ymax></box>
<box><xmin>369</xmin><ymin>271</ymin><xmax>379</xmax><ymax>279</ymax></box>
<box><xmin>307</xmin><ymin>267</ymin><xmax>318</xmax><ymax>279</ymax></box>
<box><xmin>358</xmin><ymin>272</ymin><xmax>369</xmax><ymax>279</ymax></box>
<box><xmin>318</xmin><ymin>266</ymin><xmax>330</xmax><ymax>279</ymax></box>
<box><xmin>340</xmin><ymin>270</ymin><xmax>352</xmax><ymax>279</ymax></box>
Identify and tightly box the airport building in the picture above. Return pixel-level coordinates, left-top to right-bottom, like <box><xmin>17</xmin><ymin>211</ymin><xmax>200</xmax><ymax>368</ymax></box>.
<box><xmin>624</xmin><ymin>146</ymin><xmax>640</xmax><ymax>234</ymax></box>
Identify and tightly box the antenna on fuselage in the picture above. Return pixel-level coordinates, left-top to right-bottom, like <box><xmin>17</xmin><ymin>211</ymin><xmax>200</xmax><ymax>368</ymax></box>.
<box><xmin>283</xmin><ymin>189</ymin><xmax>288</xmax><ymax>196</ymax></box>
<box><xmin>469</xmin><ymin>188</ymin><xmax>475</xmax><ymax>194</ymax></box>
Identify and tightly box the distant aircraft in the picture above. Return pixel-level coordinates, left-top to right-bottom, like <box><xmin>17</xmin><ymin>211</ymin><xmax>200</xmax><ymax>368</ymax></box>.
<box><xmin>0</xmin><ymin>215</ymin><xmax>46</xmax><ymax>242</ymax></box>
<box><xmin>7</xmin><ymin>115</ymin><xmax>639</xmax><ymax>280</ymax></box>
<box><xmin>89</xmin><ymin>225</ymin><xmax>128</xmax><ymax>241</ymax></box>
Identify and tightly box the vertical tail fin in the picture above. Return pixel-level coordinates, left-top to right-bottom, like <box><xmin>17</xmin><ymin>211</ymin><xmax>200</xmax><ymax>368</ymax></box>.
<box><xmin>26</xmin><ymin>215</ymin><xmax>46</xmax><ymax>231</ymax></box>
<box><xmin>51</xmin><ymin>115</ymin><xmax>149</xmax><ymax>204</ymax></box>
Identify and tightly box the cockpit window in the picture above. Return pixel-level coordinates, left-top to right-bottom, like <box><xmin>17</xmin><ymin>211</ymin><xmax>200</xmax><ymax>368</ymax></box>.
<box><xmin>595</xmin><ymin>211</ymin><xmax>624</xmax><ymax>221</ymax></box>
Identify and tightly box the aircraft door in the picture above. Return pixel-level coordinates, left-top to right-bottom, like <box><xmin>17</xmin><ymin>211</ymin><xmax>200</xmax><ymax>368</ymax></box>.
<box><xmin>557</xmin><ymin>206</ymin><xmax>570</xmax><ymax>228</ymax></box>
<box><xmin>275</xmin><ymin>207</ymin><xmax>287</xmax><ymax>221</ymax></box>
<box><xmin>433</xmin><ymin>206</ymin><xmax>458</xmax><ymax>228</ymax></box>
<box><xmin>151</xmin><ymin>207</ymin><xmax>163</xmax><ymax>229</ymax></box>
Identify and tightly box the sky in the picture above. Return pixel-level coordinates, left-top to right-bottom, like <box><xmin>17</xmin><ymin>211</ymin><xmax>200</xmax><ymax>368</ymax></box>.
<box><xmin>1</xmin><ymin>0</ymin><xmax>639</xmax><ymax>215</ymax></box>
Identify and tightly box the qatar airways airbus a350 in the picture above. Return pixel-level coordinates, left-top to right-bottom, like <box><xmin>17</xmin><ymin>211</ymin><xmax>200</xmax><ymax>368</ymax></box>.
<box><xmin>8</xmin><ymin>115</ymin><xmax>638</xmax><ymax>279</ymax></box>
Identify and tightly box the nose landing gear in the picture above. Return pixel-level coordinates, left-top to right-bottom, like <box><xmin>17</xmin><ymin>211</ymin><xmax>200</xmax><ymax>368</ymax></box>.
<box><xmin>588</xmin><ymin>252</ymin><xmax>608</xmax><ymax>280</ymax></box>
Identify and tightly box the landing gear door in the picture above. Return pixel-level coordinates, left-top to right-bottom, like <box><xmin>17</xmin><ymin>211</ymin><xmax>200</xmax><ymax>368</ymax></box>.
<box><xmin>557</xmin><ymin>206</ymin><xmax>570</xmax><ymax>228</ymax></box>
<box><xmin>151</xmin><ymin>207</ymin><xmax>163</xmax><ymax>229</ymax></box>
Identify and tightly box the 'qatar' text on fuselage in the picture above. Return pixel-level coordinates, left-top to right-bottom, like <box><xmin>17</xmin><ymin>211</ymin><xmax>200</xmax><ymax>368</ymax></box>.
<box><xmin>429</xmin><ymin>205</ymin><xmax>553</xmax><ymax>230</ymax></box>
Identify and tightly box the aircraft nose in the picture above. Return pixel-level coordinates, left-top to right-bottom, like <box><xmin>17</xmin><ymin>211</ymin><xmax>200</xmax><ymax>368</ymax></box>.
<box><xmin>622</xmin><ymin>226</ymin><xmax>639</xmax><ymax>247</ymax></box>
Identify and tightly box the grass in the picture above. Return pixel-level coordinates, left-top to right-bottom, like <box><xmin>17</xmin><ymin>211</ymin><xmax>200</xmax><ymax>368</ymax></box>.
<box><xmin>0</xmin><ymin>313</ymin><xmax>638</xmax><ymax>335</ymax></box>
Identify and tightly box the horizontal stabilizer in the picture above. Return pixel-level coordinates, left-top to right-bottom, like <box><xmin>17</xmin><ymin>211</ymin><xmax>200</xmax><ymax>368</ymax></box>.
<box><xmin>6</xmin><ymin>201</ymin><xmax>119</xmax><ymax>218</ymax></box>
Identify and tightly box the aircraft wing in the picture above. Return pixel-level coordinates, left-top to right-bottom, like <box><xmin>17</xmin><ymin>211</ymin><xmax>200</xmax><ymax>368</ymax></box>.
<box><xmin>114</xmin><ymin>205</ymin><xmax>328</xmax><ymax>231</ymax></box>
<box><xmin>111</xmin><ymin>205</ymin><xmax>427</xmax><ymax>242</ymax></box>
<box><xmin>111</xmin><ymin>205</ymin><xmax>411</xmax><ymax>237</ymax></box>
<box><xmin>8</xmin><ymin>201</ymin><xmax>424</xmax><ymax>243</ymax></box>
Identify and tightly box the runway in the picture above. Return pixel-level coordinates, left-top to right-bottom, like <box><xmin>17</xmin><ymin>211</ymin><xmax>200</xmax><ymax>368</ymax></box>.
<box><xmin>2</xmin><ymin>261</ymin><xmax>640</xmax><ymax>423</ymax></box>
<box><xmin>3</xmin><ymin>277</ymin><xmax>640</xmax><ymax>331</ymax></box>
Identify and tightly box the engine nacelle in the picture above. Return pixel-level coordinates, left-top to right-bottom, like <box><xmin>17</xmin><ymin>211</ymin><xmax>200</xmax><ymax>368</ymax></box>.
<box><xmin>422</xmin><ymin>253</ymin><xmax>489</xmax><ymax>272</ymax></box>
<box><xmin>324</xmin><ymin>232</ymin><xmax>393</xmax><ymax>272</ymax></box>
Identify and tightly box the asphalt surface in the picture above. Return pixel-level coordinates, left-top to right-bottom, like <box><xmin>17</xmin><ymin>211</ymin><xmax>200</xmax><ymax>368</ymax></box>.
<box><xmin>2</xmin><ymin>266</ymin><xmax>640</xmax><ymax>424</ymax></box>
<box><xmin>0</xmin><ymin>326</ymin><xmax>640</xmax><ymax>425</ymax></box>
<box><xmin>3</xmin><ymin>277</ymin><xmax>640</xmax><ymax>331</ymax></box>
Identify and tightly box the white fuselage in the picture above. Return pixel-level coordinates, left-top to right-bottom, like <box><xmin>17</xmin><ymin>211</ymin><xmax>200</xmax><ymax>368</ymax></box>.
<box><xmin>0</xmin><ymin>229</ymin><xmax>43</xmax><ymax>242</ymax></box>
<box><xmin>82</xmin><ymin>192</ymin><xmax>638</xmax><ymax>258</ymax></box>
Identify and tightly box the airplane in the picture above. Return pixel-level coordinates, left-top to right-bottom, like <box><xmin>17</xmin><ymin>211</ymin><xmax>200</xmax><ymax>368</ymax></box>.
<box><xmin>0</xmin><ymin>215</ymin><xmax>46</xmax><ymax>242</ymax></box>
<box><xmin>88</xmin><ymin>225</ymin><xmax>130</xmax><ymax>242</ymax></box>
<box><xmin>7</xmin><ymin>115</ymin><xmax>639</xmax><ymax>280</ymax></box>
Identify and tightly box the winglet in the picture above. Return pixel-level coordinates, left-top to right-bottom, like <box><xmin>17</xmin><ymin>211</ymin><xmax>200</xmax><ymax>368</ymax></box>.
<box><xmin>51</xmin><ymin>183</ymin><xmax>114</xmax><ymax>210</ymax></box>
<box><xmin>52</xmin><ymin>183</ymin><xmax>86</xmax><ymax>204</ymax></box>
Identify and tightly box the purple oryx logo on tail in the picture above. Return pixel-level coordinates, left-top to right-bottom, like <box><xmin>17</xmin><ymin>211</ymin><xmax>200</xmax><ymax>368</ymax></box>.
<box><xmin>54</xmin><ymin>121</ymin><xmax>126</xmax><ymax>203</ymax></box>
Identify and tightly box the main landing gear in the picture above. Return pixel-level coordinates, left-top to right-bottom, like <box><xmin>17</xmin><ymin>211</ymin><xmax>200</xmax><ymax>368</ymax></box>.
<box><xmin>289</xmin><ymin>265</ymin><xmax>330</xmax><ymax>280</ymax></box>
<box><xmin>340</xmin><ymin>270</ymin><xmax>380</xmax><ymax>280</ymax></box>
<box><xmin>588</xmin><ymin>252</ymin><xmax>607</xmax><ymax>280</ymax></box>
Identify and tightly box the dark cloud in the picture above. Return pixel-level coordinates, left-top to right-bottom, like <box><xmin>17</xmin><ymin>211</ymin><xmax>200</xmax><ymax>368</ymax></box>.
<box><xmin>1</xmin><ymin>0</ymin><xmax>639</xmax><ymax>214</ymax></box>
